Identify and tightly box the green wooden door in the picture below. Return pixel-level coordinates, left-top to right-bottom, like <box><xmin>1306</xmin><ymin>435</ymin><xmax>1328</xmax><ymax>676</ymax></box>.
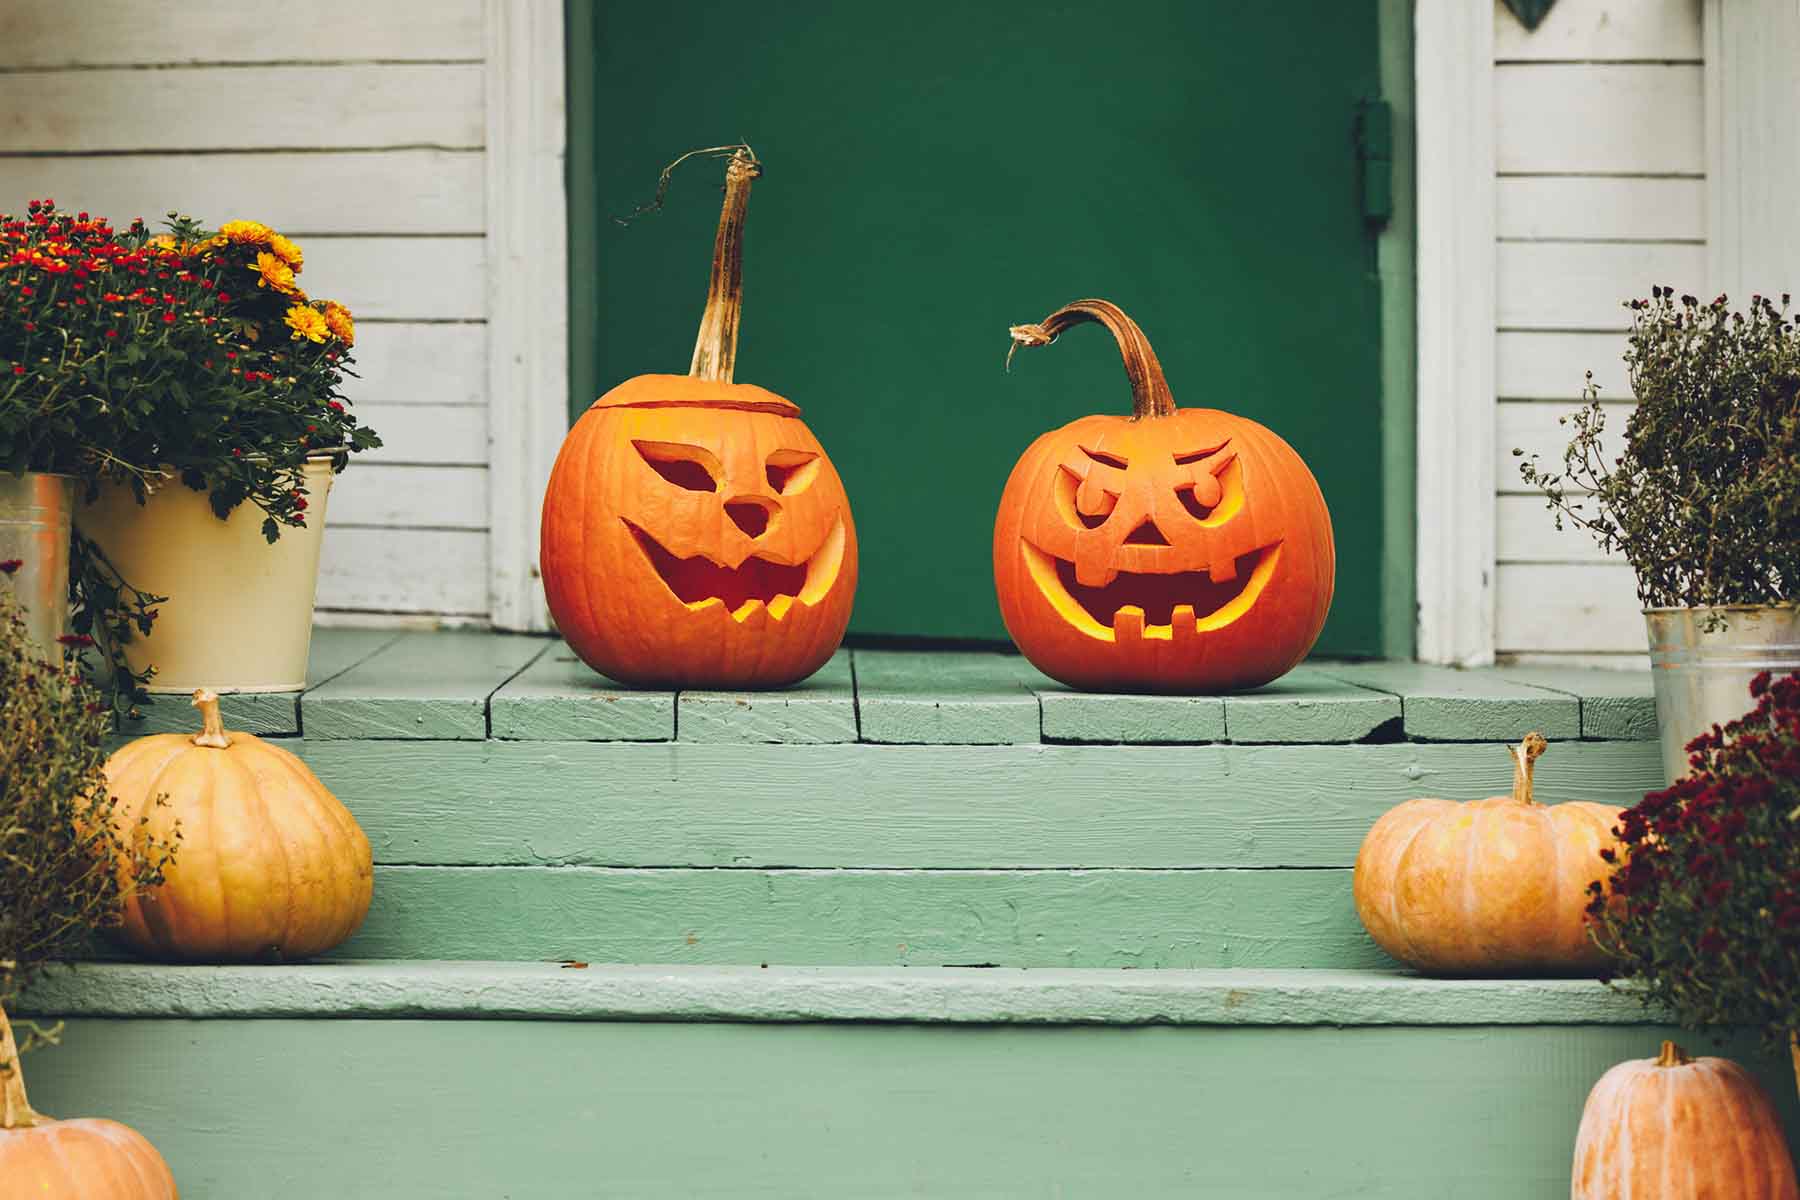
<box><xmin>568</xmin><ymin>1</ymin><xmax>1388</xmax><ymax>654</ymax></box>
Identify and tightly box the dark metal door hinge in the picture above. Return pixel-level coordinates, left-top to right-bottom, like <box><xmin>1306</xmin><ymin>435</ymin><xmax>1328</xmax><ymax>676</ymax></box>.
<box><xmin>1356</xmin><ymin>98</ymin><xmax>1393</xmax><ymax>229</ymax></box>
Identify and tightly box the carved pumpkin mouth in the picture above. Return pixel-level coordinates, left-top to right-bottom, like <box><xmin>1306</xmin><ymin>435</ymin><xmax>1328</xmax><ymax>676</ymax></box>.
<box><xmin>1019</xmin><ymin>539</ymin><xmax>1282</xmax><ymax>641</ymax></box>
<box><xmin>626</xmin><ymin>518</ymin><xmax>847</xmax><ymax>621</ymax></box>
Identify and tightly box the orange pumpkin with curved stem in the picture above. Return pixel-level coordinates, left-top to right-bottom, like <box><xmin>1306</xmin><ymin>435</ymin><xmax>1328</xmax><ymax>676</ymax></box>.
<box><xmin>994</xmin><ymin>300</ymin><xmax>1334</xmax><ymax>692</ymax></box>
<box><xmin>540</xmin><ymin>148</ymin><xmax>857</xmax><ymax>688</ymax></box>
<box><xmin>0</xmin><ymin>1004</ymin><xmax>178</xmax><ymax>1197</ymax></box>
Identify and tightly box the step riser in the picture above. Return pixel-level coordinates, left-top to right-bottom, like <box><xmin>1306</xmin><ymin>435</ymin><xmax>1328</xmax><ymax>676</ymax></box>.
<box><xmin>24</xmin><ymin>1020</ymin><xmax>1794</xmax><ymax>1200</ymax></box>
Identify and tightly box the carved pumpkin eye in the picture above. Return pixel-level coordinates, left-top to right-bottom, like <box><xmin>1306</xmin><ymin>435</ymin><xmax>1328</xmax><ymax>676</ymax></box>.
<box><xmin>1055</xmin><ymin>465</ymin><xmax>1116</xmax><ymax>530</ymax></box>
<box><xmin>634</xmin><ymin>440</ymin><xmax>720</xmax><ymax>491</ymax></box>
<box><xmin>1176</xmin><ymin>453</ymin><xmax>1243</xmax><ymax>525</ymax></box>
<box><xmin>1081</xmin><ymin>445</ymin><xmax>1129</xmax><ymax>470</ymax></box>
<box><xmin>766</xmin><ymin>449</ymin><xmax>820</xmax><ymax>495</ymax></box>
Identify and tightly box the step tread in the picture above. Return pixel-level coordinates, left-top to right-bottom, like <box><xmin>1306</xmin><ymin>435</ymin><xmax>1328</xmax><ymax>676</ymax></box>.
<box><xmin>118</xmin><ymin>628</ymin><xmax>1658</xmax><ymax>745</ymax></box>
<box><xmin>23</xmin><ymin>961</ymin><xmax>1657</xmax><ymax>1026</ymax></box>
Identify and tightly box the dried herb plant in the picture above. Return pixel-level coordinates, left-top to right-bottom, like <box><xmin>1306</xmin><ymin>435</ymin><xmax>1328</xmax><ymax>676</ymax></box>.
<box><xmin>1518</xmin><ymin>288</ymin><xmax>1800</xmax><ymax>612</ymax></box>
<box><xmin>0</xmin><ymin>593</ymin><xmax>173</xmax><ymax>1078</ymax></box>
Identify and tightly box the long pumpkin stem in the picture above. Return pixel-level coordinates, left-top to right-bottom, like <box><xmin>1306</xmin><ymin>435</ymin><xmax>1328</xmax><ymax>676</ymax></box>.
<box><xmin>1656</xmin><ymin>1039</ymin><xmax>1693</xmax><ymax>1068</ymax></box>
<box><xmin>1509</xmin><ymin>732</ymin><xmax>1547</xmax><ymax>804</ymax></box>
<box><xmin>689</xmin><ymin>147</ymin><xmax>762</xmax><ymax>383</ymax></box>
<box><xmin>0</xmin><ymin>1000</ymin><xmax>46</xmax><ymax>1130</ymax></box>
<box><xmin>191</xmin><ymin>687</ymin><xmax>231</xmax><ymax>749</ymax></box>
<box><xmin>1006</xmin><ymin>299</ymin><xmax>1178</xmax><ymax>420</ymax></box>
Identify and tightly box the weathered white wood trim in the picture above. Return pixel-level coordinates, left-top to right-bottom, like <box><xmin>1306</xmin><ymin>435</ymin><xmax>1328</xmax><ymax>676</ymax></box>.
<box><xmin>1705</xmin><ymin>0</ymin><xmax>1800</xmax><ymax>302</ymax></box>
<box><xmin>484</xmin><ymin>0</ymin><xmax>567</xmax><ymax>632</ymax></box>
<box><xmin>1414</xmin><ymin>2</ymin><xmax>1497</xmax><ymax>666</ymax></box>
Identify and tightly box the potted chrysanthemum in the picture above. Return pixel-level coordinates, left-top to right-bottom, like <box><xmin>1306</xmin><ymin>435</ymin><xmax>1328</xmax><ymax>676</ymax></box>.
<box><xmin>0</xmin><ymin>201</ymin><xmax>380</xmax><ymax>716</ymax></box>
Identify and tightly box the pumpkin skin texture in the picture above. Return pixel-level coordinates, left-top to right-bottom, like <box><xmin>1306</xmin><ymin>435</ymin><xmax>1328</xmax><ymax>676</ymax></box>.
<box><xmin>1353</xmin><ymin>734</ymin><xmax>1623</xmax><ymax>975</ymax></box>
<box><xmin>995</xmin><ymin>300</ymin><xmax>1333</xmax><ymax>692</ymax></box>
<box><xmin>103</xmin><ymin>690</ymin><xmax>373</xmax><ymax>962</ymax></box>
<box><xmin>1572</xmin><ymin>1041</ymin><xmax>1799</xmax><ymax>1200</ymax></box>
<box><xmin>540</xmin><ymin>147</ymin><xmax>857</xmax><ymax>689</ymax></box>
<box><xmin>0</xmin><ymin>1005</ymin><xmax>178</xmax><ymax>1199</ymax></box>
<box><xmin>541</xmin><ymin>377</ymin><xmax>857</xmax><ymax>688</ymax></box>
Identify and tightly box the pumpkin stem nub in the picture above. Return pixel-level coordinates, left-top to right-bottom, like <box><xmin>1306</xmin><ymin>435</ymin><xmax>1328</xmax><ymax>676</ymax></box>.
<box><xmin>1656</xmin><ymin>1039</ymin><xmax>1693</xmax><ymax>1068</ymax></box>
<box><xmin>1509</xmin><ymin>732</ymin><xmax>1547</xmax><ymax>804</ymax></box>
<box><xmin>1005</xmin><ymin>299</ymin><xmax>1178</xmax><ymax>421</ymax></box>
<box><xmin>0</xmin><ymin>998</ymin><xmax>46</xmax><ymax>1130</ymax></box>
<box><xmin>190</xmin><ymin>688</ymin><xmax>232</xmax><ymax>749</ymax></box>
<box><xmin>689</xmin><ymin>147</ymin><xmax>762</xmax><ymax>384</ymax></box>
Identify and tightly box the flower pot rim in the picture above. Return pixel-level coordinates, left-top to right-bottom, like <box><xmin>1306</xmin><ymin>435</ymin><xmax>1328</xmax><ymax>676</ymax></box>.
<box><xmin>1643</xmin><ymin>602</ymin><xmax>1800</xmax><ymax>615</ymax></box>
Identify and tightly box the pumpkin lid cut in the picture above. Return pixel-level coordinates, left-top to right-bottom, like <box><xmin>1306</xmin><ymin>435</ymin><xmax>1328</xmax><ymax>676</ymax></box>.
<box><xmin>587</xmin><ymin>146</ymin><xmax>801</xmax><ymax>418</ymax></box>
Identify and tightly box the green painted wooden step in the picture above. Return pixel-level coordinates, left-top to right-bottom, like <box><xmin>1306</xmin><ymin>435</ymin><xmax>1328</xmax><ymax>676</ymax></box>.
<box><xmin>104</xmin><ymin>629</ymin><xmax>1664</xmax><ymax>970</ymax></box>
<box><xmin>19</xmin><ymin>963</ymin><xmax>1795</xmax><ymax>1200</ymax></box>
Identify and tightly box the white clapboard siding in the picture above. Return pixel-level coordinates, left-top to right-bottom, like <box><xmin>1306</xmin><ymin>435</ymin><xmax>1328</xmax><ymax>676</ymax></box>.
<box><xmin>1494</xmin><ymin>0</ymin><xmax>1702</xmax><ymax>61</ymax></box>
<box><xmin>1498</xmin><ymin>495</ymin><xmax>1622</xmax><ymax>563</ymax></box>
<box><xmin>329</xmin><ymin>465</ymin><xmax>489</xmax><ymax>530</ymax></box>
<box><xmin>1497</xmin><ymin>177</ymin><xmax>1704</xmax><ymax>241</ymax></box>
<box><xmin>1497</xmin><ymin>400</ymin><xmax>1636</xmax><ymax>490</ymax></box>
<box><xmin>1497</xmin><ymin>564</ymin><xmax>1644</xmax><ymax>652</ymax></box>
<box><xmin>357</xmin><ymin>406</ymin><xmax>487</xmax><ymax>466</ymax></box>
<box><xmin>298</xmin><ymin>237</ymin><xmax>484</xmax><ymax>322</ymax></box>
<box><xmin>0</xmin><ymin>65</ymin><xmax>482</xmax><ymax>152</ymax></box>
<box><xmin>1497</xmin><ymin>331</ymin><xmax>1635</xmax><ymax>398</ymax></box>
<box><xmin>341</xmin><ymin>324</ymin><xmax>487</xmax><ymax>408</ymax></box>
<box><xmin>317</xmin><ymin>528</ymin><xmax>488</xmax><ymax>615</ymax></box>
<box><xmin>1</xmin><ymin>151</ymin><xmax>483</xmax><ymax>235</ymax></box>
<box><xmin>1498</xmin><ymin>242</ymin><xmax>1705</xmax><ymax>330</ymax></box>
<box><xmin>1496</xmin><ymin>64</ymin><xmax>1703</xmax><ymax>174</ymax></box>
<box><xmin>0</xmin><ymin>0</ymin><xmax>482</xmax><ymax>66</ymax></box>
<box><xmin>1486</xmin><ymin>0</ymin><xmax>1701</xmax><ymax>661</ymax></box>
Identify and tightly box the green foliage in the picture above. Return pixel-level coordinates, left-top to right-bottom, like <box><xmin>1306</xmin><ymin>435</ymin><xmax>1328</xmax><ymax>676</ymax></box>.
<box><xmin>1519</xmin><ymin>288</ymin><xmax>1800</xmax><ymax>611</ymax></box>
<box><xmin>0</xmin><ymin>592</ymin><xmax>174</xmax><ymax>1026</ymax></box>
<box><xmin>1589</xmin><ymin>671</ymin><xmax>1800</xmax><ymax>1055</ymax></box>
<box><xmin>0</xmin><ymin>201</ymin><xmax>382</xmax><ymax>718</ymax></box>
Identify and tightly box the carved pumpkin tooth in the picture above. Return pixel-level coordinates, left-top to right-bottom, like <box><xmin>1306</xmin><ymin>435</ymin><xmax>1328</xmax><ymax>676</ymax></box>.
<box><xmin>1170</xmin><ymin>605</ymin><xmax>1197</xmax><ymax>637</ymax></box>
<box><xmin>731</xmin><ymin>598</ymin><xmax>765</xmax><ymax>622</ymax></box>
<box><xmin>766</xmin><ymin>594</ymin><xmax>795</xmax><ymax>620</ymax></box>
<box><xmin>1112</xmin><ymin>606</ymin><xmax>1146</xmax><ymax>640</ymax></box>
<box><xmin>1209</xmin><ymin>557</ymin><xmax>1238</xmax><ymax>584</ymax></box>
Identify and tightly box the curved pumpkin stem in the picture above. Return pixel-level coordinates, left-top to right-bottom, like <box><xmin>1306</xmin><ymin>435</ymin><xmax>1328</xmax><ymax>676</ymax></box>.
<box><xmin>1657</xmin><ymin>1040</ymin><xmax>1693</xmax><ymax>1068</ymax></box>
<box><xmin>190</xmin><ymin>687</ymin><xmax>232</xmax><ymax>749</ymax></box>
<box><xmin>689</xmin><ymin>147</ymin><xmax>762</xmax><ymax>384</ymax></box>
<box><xmin>0</xmin><ymin>1000</ymin><xmax>46</xmax><ymax>1130</ymax></box>
<box><xmin>1007</xmin><ymin>299</ymin><xmax>1177</xmax><ymax>420</ymax></box>
<box><xmin>1509</xmin><ymin>732</ymin><xmax>1547</xmax><ymax>804</ymax></box>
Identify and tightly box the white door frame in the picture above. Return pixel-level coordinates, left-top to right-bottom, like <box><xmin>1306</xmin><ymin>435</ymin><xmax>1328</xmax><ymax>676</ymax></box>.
<box><xmin>1411</xmin><ymin>1</ymin><xmax>1497</xmax><ymax>666</ymax></box>
<box><xmin>483</xmin><ymin>0</ymin><xmax>567</xmax><ymax>632</ymax></box>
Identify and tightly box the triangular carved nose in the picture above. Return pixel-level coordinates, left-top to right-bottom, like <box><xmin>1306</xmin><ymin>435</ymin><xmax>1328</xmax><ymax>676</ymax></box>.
<box><xmin>726</xmin><ymin>498</ymin><xmax>773</xmax><ymax>538</ymax></box>
<box><xmin>1123</xmin><ymin>518</ymin><xmax>1169</xmax><ymax>546</ymax></box>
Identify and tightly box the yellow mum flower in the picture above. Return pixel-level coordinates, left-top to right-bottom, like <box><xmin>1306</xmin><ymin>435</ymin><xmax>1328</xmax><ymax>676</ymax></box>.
<box><xmin>322</xmin><ymin>300</ymin><xmax>355</xmax><ymax>346</ymax></box>
<box><xmin>145</xmin><ymin>233</ymin><xmax>179</xmax><ymax>251</ymax></box>
<box><xmin>220</xmin><ymin>220</ymin><xmax>274</xmax><ymax>246</ymax></box>
<box><xmin>250</xmin><ymin>251</ymin><xmax>303</xmax><ymax>297</ymax></box>
<box><xmin>268</xmin><ymin>233</ymin><xmax>304</xmax><ymax>272</ymax></box>
<box><xmin>284</xmin><ymin>304</ymin><xmax>329</xmax><ymax>343</ymax></box>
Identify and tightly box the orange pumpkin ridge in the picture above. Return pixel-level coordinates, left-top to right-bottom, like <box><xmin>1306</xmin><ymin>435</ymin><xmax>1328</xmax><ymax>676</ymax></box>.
<box><xmin>995</xmin><ymin>299</ymin><xmax>1334</xmax><ymax>692</ymax></box>
<box><xmin>0</xmin><ymin>1000</ymin><xmax>178</xmax><ymax>1197</ymax></box>
<box><xmin>1572</xmin><ymin>1041</ymin><xmax>1800</xmax><ymax>1199</ymax></box>
<box><xmin>1352</xmin><ymin>734</ymin><xmax>1625</xmax><ymax>976</ymax></box>
<box><xmin>541</xmin><ymin>147</ymin><xmax>857</xmax><ymax>688</ymax></box>
<box><xmin>103</xmin><ymin>689</ymin><xmax>374</xmax><ymax>963</ymax></box>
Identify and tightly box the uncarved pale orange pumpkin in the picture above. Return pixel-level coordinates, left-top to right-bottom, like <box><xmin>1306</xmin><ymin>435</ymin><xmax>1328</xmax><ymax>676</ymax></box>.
<box><xmin>541</xmin><ymin>148</ymin><xmax>857</xmax><ymax>688</ymax></box>
<box><xmin>1573</xmin><ymin>1041</ymin><xmax>1799</xmax><ymax>1199</ymax></box>
<box><xmin>994</xmin><ymin>300</ymin><xmax>1334</xmax><ymax>692</ymax></box>
<box><xmin>0</xmin><ymin>1004</ymin><xmax>177</xmax><ymax>1199</ymax></box>
<box><xmin>103</xmin><ymin>689</ymin><xmax>372</xmax><ymax>962</ymax></box>
<box><xmin>1353</xmin><ymin>733</ymin><xmax>1622</xmax><ymax>975</ymax></box>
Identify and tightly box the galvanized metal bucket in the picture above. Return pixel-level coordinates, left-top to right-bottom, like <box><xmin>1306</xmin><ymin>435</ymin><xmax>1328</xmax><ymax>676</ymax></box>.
<box><xmin>0</xmin><ymin>472</ymin><xmax>74</xmax><ymax>661</ymax></box>
<box><xmin>1645</xmin><ymin>604</ymin><xmax>1800</xmax><ymax>785</ymax></box>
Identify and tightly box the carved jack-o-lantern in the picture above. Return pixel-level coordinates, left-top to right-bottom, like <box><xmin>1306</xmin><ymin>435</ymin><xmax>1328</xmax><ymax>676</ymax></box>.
<box><xmin>994</xmin><ymin>300</ymin><xmax>1333</xmax><ymax>692</ymax></box>
<box><xmin>541</xmin><ymin>150</ymin><xmax>857</xmax><ymax>688</ymax></box>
